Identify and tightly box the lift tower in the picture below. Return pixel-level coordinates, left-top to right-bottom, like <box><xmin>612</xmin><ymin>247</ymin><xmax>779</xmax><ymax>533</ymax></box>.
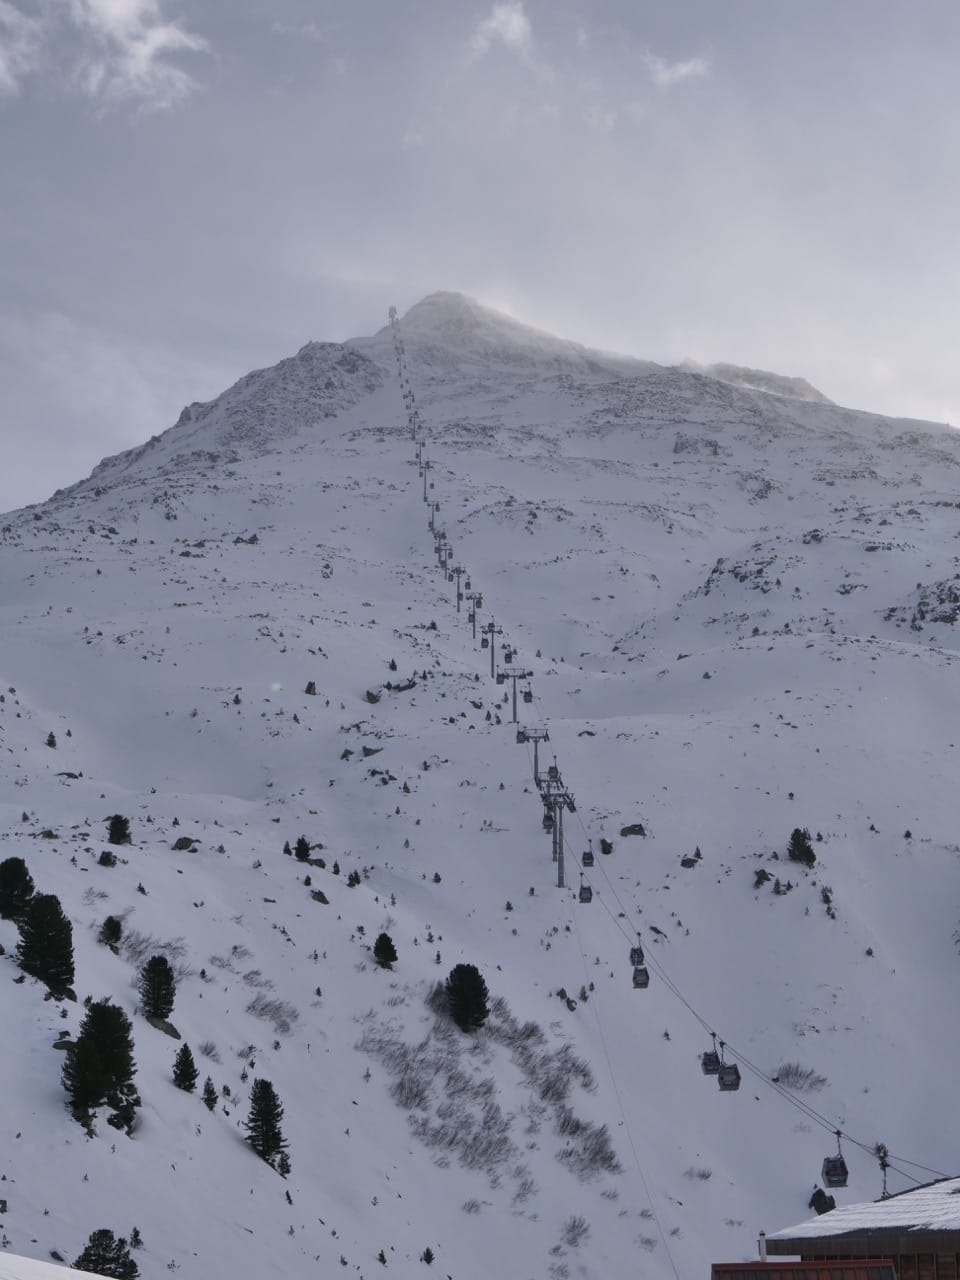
<box><xmin>515</xmin><ymin>726</ymin><xmax>549</xmax><ymax>790</ymax></box>
<box><xmin>541</xmin><ymin>763</ymin><xmax>577</xmax><ymax>888</ymax></box>
<box><xmin>497</xmin><ymin>667</ymin><xmax>534</xmax><ymax>723</ymax></box>
<box><xmin>480</xmin><ymin>619</ymin><xmax>503</xmax><ymax>678</ymax></box>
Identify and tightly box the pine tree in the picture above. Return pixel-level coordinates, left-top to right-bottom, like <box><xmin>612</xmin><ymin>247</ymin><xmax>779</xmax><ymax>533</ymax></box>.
<box><xmin>0</xmin><ymin>855</ymin><xmax>35</xmax><ymax>921</ymax></box>
<box><xmin>202</xmin><ymin>1076</ymin><xmax>218</xmax><ymax>1111</ymax></box>
<box><xmin>294</xmin><ymin>835</ymin><xmax>311</xmax><ymax>861</ymax></box>
<box><xmin>444</xmin><ymin>963</ymin><xmax>489</xmax><ymax>1032</ymax></box>
<box><xmin>139</xmin><ymin>954</ymin><xmax>176</xmax><ymax>1020</ymax></box>
<box><xmin>373</xmin><ymin>932</ymin><xmax>398</xmax><ymax>969</ymax></box>
<box><xmin>62</xmin><ymin>1033</ymin><xmax>111</xmax><ymax>1114</ymax></box>
<box><xmin>787</xmin><ymin>827</ymin><xmax>816</xmax><ymax>867</ymax></box>
<box><xmin>173</xmin><ymin>1043</ymin><xmax>198</xmax><ymax>1092</ymax></box>
<box><xmin>244</xmin><ymin>1077</ymin><xmax>289</xmax><ymax>1168</ymax></box>
<box><xmin>99</xmin><ymin>915</ymin><xmax>123</xmax><ymax>947</ymax></box>
<box><xmin>17</xmin><ymin>892</ymin><xmax>74</xmax><ymax>992</ymax></box>
<box><xmin>73</xmin><ymin>1228</ymin><xmax>138</xmax><ymax>1279</ymax></box>
<box><xmin>63</xmin><ymin>999</ymin><xmax>137</xmax><ymax>1116</ymax></box>
<box><xmin>107</xmin><ymin>814</ymin><xmax>132</xmax><ymax>845</ymax></box>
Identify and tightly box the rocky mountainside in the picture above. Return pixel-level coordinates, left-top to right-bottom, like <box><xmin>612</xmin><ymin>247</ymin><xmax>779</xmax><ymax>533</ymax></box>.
<box><xmin>1</xmin><ymin>293</ymin><xmax>959</xmax><ymax>1280</ymax></box>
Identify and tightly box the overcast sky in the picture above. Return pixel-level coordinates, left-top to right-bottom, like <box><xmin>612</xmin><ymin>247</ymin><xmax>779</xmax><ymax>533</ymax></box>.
<box><xmin>2</xmin><ymin>0</ymin><xmax>959</xmax><ymax>511</ymax></box>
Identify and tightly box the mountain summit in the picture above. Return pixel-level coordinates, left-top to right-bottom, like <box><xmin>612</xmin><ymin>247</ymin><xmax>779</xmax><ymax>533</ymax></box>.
<box><xmin>352</xmin><ymin>290</ymin><xmax>653</xmax><ymax>376</ymax></box>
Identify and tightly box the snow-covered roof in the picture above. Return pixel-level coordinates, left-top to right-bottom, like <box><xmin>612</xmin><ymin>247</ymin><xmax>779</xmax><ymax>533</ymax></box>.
<box><xmin>0</xmin><ymin>1255</ymin><xmax>106</xmax><ymax>1280</ymax></box>
<box><xmin>768</xmin><ymin>1178</ymin><xmax>960</xmax><ymax>1243</ymax></box>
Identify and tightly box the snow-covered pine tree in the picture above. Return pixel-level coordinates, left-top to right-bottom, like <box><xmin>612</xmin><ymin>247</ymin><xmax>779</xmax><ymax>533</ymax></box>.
<box><xmin>73</xmin><ymin>1228</ymin><xmax>138</xmax><ymax>1278</ymax></box>
<box><xmin>106</xmin><ymin>814</ymin><xmax>132</xmax><ymax>845</ymax></box>
<box><xmin>373</xmin><ymin>932</ymin><xmax>398</xmax><ymax>969</ymax></box>
<box><xmin>0</xmin><ymin>855</ymin><xmax>35</xmax><ymax>922</ymax></box>
<box><xmin>173</xmin><ymin>1043</ymin><xmax>198</xmax><ymax>1092</ymax></box>
<box><xmin>16</xmin><ymin>892</ymin><xmax>74</xmax><ymax>992</ymax></box>
<box><xmin>139</xmin><ymin>954</ymin><xmax>176</xmax><ymax>1020</ymax></box>
<box><xmin>444</xmin><ymin>963</ymin><xmax>489</xmax><ymax>1032</ymax></box>
<box><xmin>244</xmin><ymin>1077</ymin><xmax>289</xmax><ymax>1168</ymax></box>
<box><xmin>62</xmin><ymin>999</ymin><xmax>137</xmax><ymax>1117</ymax></box>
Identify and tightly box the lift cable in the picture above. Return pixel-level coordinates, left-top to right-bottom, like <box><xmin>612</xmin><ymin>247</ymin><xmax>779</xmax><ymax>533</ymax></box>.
<box><xmin>568</xmin><ymin>891</ymin><xmax>683</xmax><ymax>1280</ymax></box>
<box><xmin>560</xmin><ymin>803</ymin><xmax>948</xmax><ymax>1188</ymax></box>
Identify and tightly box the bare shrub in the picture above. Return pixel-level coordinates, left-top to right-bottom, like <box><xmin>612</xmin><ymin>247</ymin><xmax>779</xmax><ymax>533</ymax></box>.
<box><xmin>512</xmin><ymin>1167</ymin><xmax>538</xmax><ymax>1205</ymax></box>
<box><xmin>557</xmin><ymin>1120</ymin><xmax>621</xmax><ymax>1180</ymax></box>
<box><xmin>392</xmin><ymin>1069</ymin><xmax>430</xmax><ymax>1110</ymax></box>
<box><xmin>246</xmin><ymin>993</ymin><xmax>299</xmax><ymax>1034</ymax></box>
<box><xmin>424</xmin><ymin>980</ymin><xmax>446</xmax><ymax>1014</ymax></box>
<box><xmin>197</xmin><ymin>1040</ymin><xmax>220</xmax><ymax>1062</ymax></box>
<box><xmin>684</xmin><ymin>1166</ymin><xmax>713</xmax><ymax>1181</ymax></box>
<box><xmin>562</xmin><ymin>1216</ymin><xmax>590</xmax><ymax>1248</ymax></box>
<box><xmin>773</xmin><ymin>1061</ymin><xmax>827</xmax><ymax>1092</ymax></box>
<box><xmin>123</xmin><ymin>930</ymin><xmax>187</xmax><ymax>967</ymax></box>
<box><xmin>243</xmin><ymin>969</ymin><xmax>274</xmax><ymax>989</ymax></box>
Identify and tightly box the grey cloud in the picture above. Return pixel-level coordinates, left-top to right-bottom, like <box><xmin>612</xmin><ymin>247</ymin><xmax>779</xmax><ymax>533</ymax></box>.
<box><xmin>0</xmin><ymin>0</ymin><xmax>207</xmax><ymax>107</ymax></box>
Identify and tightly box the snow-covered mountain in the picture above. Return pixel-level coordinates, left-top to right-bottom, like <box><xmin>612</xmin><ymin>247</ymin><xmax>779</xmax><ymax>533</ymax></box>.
<box><xmin>2</xmin><ymin>291</ymin><xmax>959</xmax><ymax>1280</ymax></box>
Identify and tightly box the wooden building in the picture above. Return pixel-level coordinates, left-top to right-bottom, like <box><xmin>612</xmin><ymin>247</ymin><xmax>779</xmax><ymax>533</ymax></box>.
<box><xmin>762</xmin><ymin>1177</ymin><xmax>960</xmax><ymax>1280</ymax></box>
<box><xmin>712</xmin><ymin>1261</ymin><xmax>896</xmax><ymax>1280</ymax></box>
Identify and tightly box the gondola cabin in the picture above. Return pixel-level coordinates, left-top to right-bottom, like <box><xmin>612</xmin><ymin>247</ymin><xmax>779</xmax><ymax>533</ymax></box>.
<box><xmin>701</xmin><ymin>1049</ymin><xmax>721</xmax><ymax>1075</ymax></box>
<box><xmin>481</xmin><ymin>637</ymin><xmax>489</xmax><ymax>648</ymax></box>
<box><xmin>523</xmin><ymin>689</ymin><xmax>534</xmax><ymax>703</ymax></box>
<box><xmin>496</xmin><ymin>673</ymin><xmax>505</xmax><ymax>685</ymax></box>
<box><xmin>822</xmin><ymin>1155</ymin><xmax>849</xmax><ymax>1189</ymax></box>
<box><xmin>581</xmin><ymin>847</ymin><xmax>594</xmax><ymax>867</ymax></box>
<box><xmin>717</xmin><ymin>1063</ymin><xmax>741</xmax><ymax>1091</ymax></box>
<box><xmin>629</xmin><ymin>942</ymin><xmax>644</xmax><ymax>966</ymax></box>
<box><xmin>632</xmin><ymin>966</ymin><xmax>650</xmax><ymax>988</ymax></box>
<box><xmin>579</xmin><ymin>883</ymin><xmax>593</xmax><ymax>903</ymax></box>
<box><xmin>542</xmin><ymin>811</ymin><xmax>554</xmax><ymax>832</ymax></box>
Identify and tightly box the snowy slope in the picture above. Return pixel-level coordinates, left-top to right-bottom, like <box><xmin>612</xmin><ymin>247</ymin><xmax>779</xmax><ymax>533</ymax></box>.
<box><xmin>1</xmin><ymin>292</ymin><xmax>959</xmax><ymax>1280</ymax></box>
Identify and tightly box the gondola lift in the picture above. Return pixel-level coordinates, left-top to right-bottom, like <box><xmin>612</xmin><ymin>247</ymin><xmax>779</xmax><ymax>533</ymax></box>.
<box><xmin>822</xmin><ymin>1132</ymin><xmax>849</xmax><ymax>1188</ymax></box>
<box><xmin>581</xmin><ymin>841</ymin><xmax>594</xmax><ymax>868</ymax></box>
<box><xmin>629</xmin><ymin>934</ymin><xmax>645</xmax><ymax>966</ymax></box>
<box><xmin>716</xmin><ymin>1041</ymin><xmax>741</xmax><ymax>1092</ymax></box>
<box><xmin>578</xmin><ymin>877</ymin><xmax>593</xmax><ymax>904</ymax></box>
<box><xmin>700</xmin><ymin>1032</ymin><xmax>721</xmax><ymax>1076</ymax></box>
<box><xmin>632</xmin><ymin>965</ymin><xmax>650</xmax><ymax>989</ymax></box>
<box><xmin>522</xmin><ymin>688</ymin><xmax>533</xmax><ymax>704</ymax></box>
